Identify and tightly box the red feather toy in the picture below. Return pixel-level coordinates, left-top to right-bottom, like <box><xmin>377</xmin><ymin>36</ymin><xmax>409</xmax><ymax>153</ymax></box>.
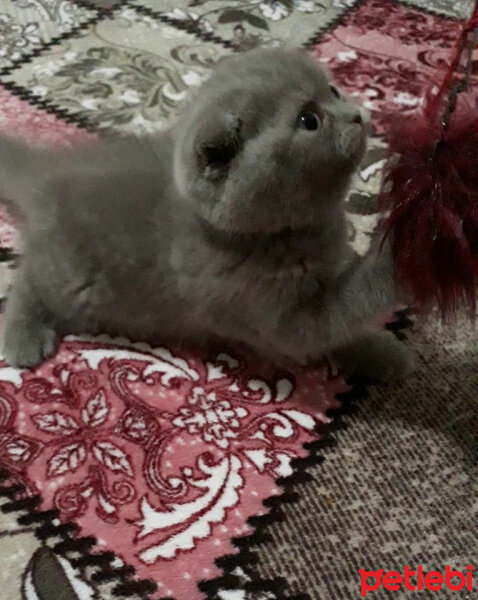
<box><xmin>379</xmin><ymin>1</ymin><xmax>478</xmax><ymax>320</ymax></box>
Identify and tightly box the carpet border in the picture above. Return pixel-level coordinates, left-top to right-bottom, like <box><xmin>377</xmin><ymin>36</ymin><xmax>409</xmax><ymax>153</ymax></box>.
<box><xmin>0</xmin><ymin>469</ymin><xmax>159</xmax><ymax>599</ymax></box>
<box><xmin>197</xmin><ymin>383</ymin><xmax>363</xmax><ymax>600</ymax></box>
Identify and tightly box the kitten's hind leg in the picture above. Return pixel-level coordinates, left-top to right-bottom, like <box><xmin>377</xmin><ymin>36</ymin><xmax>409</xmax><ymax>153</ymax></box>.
<box><xmin>2</xmin><ymin>268</ymin><xmax>57</xmax><ymax>368</ymax></box>
<box><xmin>332</xmin><ymin>330</ymin><xmax>415</xmax><ymax>383</ymax></box>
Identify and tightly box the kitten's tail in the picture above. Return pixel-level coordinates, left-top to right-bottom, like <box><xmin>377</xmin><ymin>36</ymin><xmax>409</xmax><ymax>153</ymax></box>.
<box><xmin>0</xmin><ymin>136</ymin><xmax>49</xmax><ymax>220</ymax></box>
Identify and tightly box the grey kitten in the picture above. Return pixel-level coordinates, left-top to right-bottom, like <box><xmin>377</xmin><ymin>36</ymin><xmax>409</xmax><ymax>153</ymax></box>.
<box><xmin>0</xmin><ymin>47</ymin><xmax>413</xmax><ymax>381</ymax></box>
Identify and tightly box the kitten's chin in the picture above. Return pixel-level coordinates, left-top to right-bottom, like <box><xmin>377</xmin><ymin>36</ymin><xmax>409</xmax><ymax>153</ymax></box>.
<box><xmin>336</xmin><ymin>123</ymin><xmax>366</xmax><ymax>165</ymax></box>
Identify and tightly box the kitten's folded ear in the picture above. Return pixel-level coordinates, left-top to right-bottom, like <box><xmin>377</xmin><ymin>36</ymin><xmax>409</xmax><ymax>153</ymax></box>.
<box><xmin>196</xmin><ymin>114</ymin><xmax>243</xmax><ymax>181</ymax></box>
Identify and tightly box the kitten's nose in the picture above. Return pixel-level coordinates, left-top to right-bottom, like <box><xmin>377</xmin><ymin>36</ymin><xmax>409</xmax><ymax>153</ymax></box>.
<box><xmin>352</xmin><ymin>112</ymin><xmax>363</xmax><ymax>125</ymax></box>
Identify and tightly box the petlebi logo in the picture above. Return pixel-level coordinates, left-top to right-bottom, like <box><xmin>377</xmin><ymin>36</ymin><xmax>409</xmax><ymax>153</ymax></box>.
<box><xmin>359</xmin><ymin>565</ymin><xmax>474</xmax><ymax>597</ymax></box>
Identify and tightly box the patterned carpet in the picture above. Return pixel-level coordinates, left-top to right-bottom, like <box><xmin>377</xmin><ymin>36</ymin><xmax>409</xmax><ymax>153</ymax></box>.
<box><xmin>0</xmin><ymin>1</ymin><xmax>476</xmax><ymax>600</ymax></box>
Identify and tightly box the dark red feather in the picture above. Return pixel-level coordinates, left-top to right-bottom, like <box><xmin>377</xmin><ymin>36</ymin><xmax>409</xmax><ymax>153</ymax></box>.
<box><xmin>379</xmin><ymin>5</ymin><xmax>478</xmax><ymax>320</ymax></box>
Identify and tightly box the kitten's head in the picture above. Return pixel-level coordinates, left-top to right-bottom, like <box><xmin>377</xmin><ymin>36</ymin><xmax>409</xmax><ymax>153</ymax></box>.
<box><xmin>174</xmin><ymin>47</ymin><xmax>367</xmax><ymax>234</ymax></box>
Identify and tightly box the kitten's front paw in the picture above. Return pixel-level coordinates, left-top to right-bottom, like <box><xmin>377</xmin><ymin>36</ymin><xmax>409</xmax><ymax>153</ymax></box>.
<box><xmin>334</xmin><ymin>331</ymin><xmax>415</xmax><ymax>383</ymax></box>
<box><xmin>2</xmin><ymin>322</ymin><xmax>57</xmax><ymax>368</ymax></box>
<box><xmin>371</xmin><ymin>337</ymin><xmax>415</xmax><ymax>383</ymax></box>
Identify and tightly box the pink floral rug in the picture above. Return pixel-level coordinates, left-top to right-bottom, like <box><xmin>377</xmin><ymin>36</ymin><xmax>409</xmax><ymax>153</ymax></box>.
<box><xmin>0</xmin><ymin>333</ymin><xmax>345</xmax><ymax>599</ymax></box>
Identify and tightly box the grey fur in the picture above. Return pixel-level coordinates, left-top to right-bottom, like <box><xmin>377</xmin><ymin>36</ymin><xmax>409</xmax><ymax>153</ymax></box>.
<box><xmin>0</xmin><ymin>47</ymin><xmax>412</xmax><ymax>381</ymax></box>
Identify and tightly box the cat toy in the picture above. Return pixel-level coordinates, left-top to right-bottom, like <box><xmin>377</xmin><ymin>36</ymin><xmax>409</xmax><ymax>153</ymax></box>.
<box><xmin>379</xmin><ymin>0</ymin><xmax>478</xmax><ymax>320</ymax></box>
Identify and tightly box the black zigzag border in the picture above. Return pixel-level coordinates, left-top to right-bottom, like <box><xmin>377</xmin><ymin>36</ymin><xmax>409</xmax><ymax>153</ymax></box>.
<box><xmin>197</xmin><ymin>389</ymin><xmax>362</xmax><ymax>600</ymax></box>
<box><xmin>304</xmin><ymin>0</ymin><xmax>367</xmax><ymax>48</ymax></box>
<box><xmin>125</xmin><ymin>2</ymin><xmax>233</xmax><ymax>49</ymax></box>
<box><xmin>196</xmin><ymin>311</ymin><xmax>413</xmax><ymax>600</ymax></box>
<box><xmin>0</xmin><ymin>470</ymin><xmax>159</xmax><ymax>599</ymax></box>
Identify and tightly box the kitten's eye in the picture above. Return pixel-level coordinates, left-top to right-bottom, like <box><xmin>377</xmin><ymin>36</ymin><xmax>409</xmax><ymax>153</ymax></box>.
<box><xmin>330</xmin><ymin>85</ymin><xmax>341</xmax><ymax>99</ymax></box>
<box><xmin>298</xmin><ymin>111</ymin><xmax>321</xmax><ymax>131</ymax></box>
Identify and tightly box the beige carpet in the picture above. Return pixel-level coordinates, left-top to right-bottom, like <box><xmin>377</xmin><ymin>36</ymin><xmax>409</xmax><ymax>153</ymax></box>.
<box><xmin>255</xmin><ymin>317</ymin><xmax>477</xmax><ymax>598</ymax></box>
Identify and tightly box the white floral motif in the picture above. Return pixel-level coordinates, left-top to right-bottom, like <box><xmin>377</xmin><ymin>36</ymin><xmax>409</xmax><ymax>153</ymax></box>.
<box><xmin>32</xmin><ymin>386</ymin><xmax>134</xmax><ymax>479</ymax></box>
<box><xmin>259</xmin><ymin>1</ymin><xmax>289</xmax><ymax>20</ymax></box>
<box><xmin>173</xmin><ymin>386</ymin><xmax>249</xmax><ymax>449</ymax></box>
<box><xmin>164</xmin><ymin>8</ymin><xmax>214</xmax><ymax>35</ymax></box>
<box><xmin>259</xmin><ymin>0</ymin><xmax>315</xmax><ymax>20</ymax></box>
<box><xmin>118</xmin><ymin>89</ymin><xmax>142</xmax><ymax>105</ymax></box>
<box><xmin>17</xmin><ymin>0</ymin><xmax>88</xmax><ymax>25</ymax></box>
<box><xmin>294</xmin><ymin>0</ymin><xmax>316</xmax><ymax>12</ymax></box>
<box><xmin>0</xmin><ymin>13</ymin><xmax>40</xmax><ymax>62</ymax></box>
<box><xmin>332</xmin><ymin>0</ymin><xmax>356</xmax><ymax>7</ymax></box>
<box><xmin>32</xmin><ymin>51</ymin><xmax>78</xmax><ymax>76</ymax></box>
